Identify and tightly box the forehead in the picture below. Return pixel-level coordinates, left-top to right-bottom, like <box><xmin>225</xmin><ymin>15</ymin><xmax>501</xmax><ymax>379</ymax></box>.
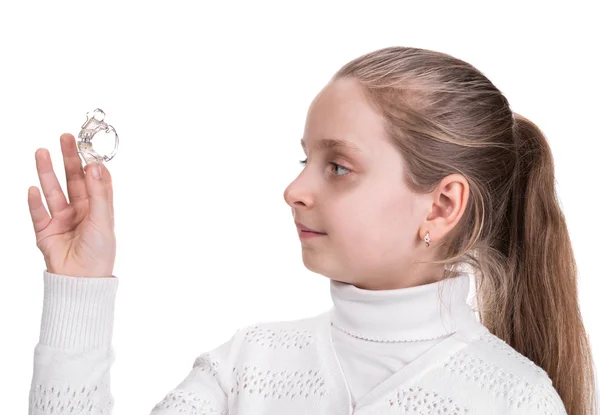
<box><xmin>302</xmin><ymin>78</ymin><xmax>388</xmax><ymax>153</ymax></box>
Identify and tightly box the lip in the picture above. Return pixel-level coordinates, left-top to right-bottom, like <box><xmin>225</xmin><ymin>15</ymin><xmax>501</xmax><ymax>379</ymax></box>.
<box><xmin>295</xmin><ymin>221</ymin><xmax>326</xmax><ymax>234</ymax></box>
<box><xmin>299</xmin><ymin>230</ymin><xmax>326</xmax><ymax>239</ymax></box>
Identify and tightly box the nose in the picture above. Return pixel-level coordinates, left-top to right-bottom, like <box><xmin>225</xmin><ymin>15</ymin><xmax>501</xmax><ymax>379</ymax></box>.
<box><xmin>283</xmin><ymin>173</ymin><xmax>314</xmax><ymax>210</ymax></box>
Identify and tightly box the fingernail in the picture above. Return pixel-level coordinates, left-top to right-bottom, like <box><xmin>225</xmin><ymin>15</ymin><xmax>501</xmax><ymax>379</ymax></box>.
<box><xmin>91</xmin><ymin>164</ymin><xmax>102</xmax><ymax>180</ymax></box>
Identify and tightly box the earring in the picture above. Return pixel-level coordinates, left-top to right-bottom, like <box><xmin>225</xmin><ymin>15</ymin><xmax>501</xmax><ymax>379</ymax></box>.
<box><xmin>424</xmin><ymin>232</ymin><xmax>431</xmax><ymax>248</ymax></box>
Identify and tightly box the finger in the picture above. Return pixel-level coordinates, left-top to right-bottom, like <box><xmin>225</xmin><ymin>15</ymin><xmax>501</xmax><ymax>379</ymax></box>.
<box><xmin>84</xmin><ymin>162</ymin><xmax>112</xmax><ymax>229</ymax></box>
<box><xmin>60</xmin><ymin>133</ymin><xmax>87</xmax><ymax>206</ymax></box>
<box><xmin>27</xmin><ymin>186</ymin><xmax>51</xmax><ymax>235</ymax></box>
<box><xmin>100</xmin><ymin>163</ymin><xmax>114</xmax><ymax>228</ymax></box>
<box><xmin>35</xmin><ymin>148</ymin><xmax>69</xmax><ymax>218</ymax></box>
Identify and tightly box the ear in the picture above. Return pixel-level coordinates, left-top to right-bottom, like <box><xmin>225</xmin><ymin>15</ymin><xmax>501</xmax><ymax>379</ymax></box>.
<box><xmin>420</xmin><ymin>174</ymin><xmax>470</xmax><ymax>244</ymax></box>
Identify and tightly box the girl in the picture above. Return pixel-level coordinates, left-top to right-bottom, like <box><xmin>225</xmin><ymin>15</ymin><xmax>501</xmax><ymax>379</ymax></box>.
<box><xmin>27</xmin><ymin>46</ymin><xmax>596</xmax><ymax>414</ymax></box>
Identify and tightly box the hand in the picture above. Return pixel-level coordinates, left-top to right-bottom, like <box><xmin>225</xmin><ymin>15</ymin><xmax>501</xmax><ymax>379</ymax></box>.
<box><xmin>28</xmin><ymin>133</ymin><xmax>116</xmax><ymax>278</ymax></box>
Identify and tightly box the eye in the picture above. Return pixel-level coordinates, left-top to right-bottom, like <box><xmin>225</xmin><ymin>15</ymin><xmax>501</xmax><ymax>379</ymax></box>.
<box><xmin>298</xmin><ymin>158</ymin><xmax>351</xmax><ymax>177</ymax></box>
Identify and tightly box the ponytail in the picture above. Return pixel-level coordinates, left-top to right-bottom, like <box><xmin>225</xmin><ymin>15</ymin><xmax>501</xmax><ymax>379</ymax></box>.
<box><xmin>495</xmin><ymin>113</ymin><xmax>598</xmax><ymax>414</ymax></box>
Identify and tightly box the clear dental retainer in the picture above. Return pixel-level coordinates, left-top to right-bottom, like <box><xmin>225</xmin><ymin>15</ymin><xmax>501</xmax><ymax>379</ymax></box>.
<box><xmin>77</xmin><ymin>108</ymin><xmax>119</xmax><ymax>166</ymax></box>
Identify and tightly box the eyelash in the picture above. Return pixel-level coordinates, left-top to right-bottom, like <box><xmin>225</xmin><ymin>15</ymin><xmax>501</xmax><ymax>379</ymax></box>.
<box><xmin>298</xmin><ymin>158</ymin><xmax>351</xmax><ymax>177</ymax></box>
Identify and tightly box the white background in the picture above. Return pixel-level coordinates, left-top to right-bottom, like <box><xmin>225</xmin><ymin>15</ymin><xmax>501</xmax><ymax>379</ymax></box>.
<box><xmin>1</xmin><ymin>1</ymin><xmax>598</xmax><ymax>413</ymax></box>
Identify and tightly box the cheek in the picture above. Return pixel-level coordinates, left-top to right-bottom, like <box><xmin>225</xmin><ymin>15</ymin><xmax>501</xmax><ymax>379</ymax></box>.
<box><xmin>381</xmin><ymin>194</ymin><xmax>415</xmax><ymax>233</ymax></box>
<box><xmin>331</xmin><ymin>190</ymin><xmax>400</xmax><ymax>243</ymax></box>
<box><xmin>348</xmin><ymin>192</ymin><xmax>414</xmax><ymax>249</ymax></box>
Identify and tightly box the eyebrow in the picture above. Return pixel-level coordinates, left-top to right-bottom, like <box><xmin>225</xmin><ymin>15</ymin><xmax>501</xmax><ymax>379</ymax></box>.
<box><xmin>300</xmin><ymin>138</ymin><xmax>363</xmax><ymax>153</ymax></box>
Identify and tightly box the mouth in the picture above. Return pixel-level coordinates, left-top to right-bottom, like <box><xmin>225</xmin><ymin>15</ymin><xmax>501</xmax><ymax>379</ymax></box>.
<box><xmin>298</xmin><ymin>229</ymin><xmax>327</xmax><ymax>238</ymax></box>
<box><xmin>295</xmin><ymin>221</ymin><xmax>326</xmax><ymax>235</ymax></box>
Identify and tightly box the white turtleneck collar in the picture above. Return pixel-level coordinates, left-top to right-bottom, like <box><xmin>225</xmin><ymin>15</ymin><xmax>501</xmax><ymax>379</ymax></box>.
<box><xmin>329</xmin><ymin>273</ymin><xmax>478</xmax><ymax>342</ymax></box>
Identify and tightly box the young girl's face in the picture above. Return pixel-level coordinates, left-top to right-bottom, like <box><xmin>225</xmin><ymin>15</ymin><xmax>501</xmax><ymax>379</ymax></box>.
<box><xmin>284</xmin><ymin>77</ymin><xmax>439</xmax><ymax>290</ymax></box>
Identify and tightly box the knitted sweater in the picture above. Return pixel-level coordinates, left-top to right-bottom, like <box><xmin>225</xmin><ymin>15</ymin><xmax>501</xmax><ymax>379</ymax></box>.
<box><xmin>29</xmin><ymin>270</ymin><xmax>567</xmax><ymax>414</ymax></box>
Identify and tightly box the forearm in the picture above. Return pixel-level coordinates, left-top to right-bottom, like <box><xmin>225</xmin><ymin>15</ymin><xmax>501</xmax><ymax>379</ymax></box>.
<box><xmin>29</xmin><ymin>270</ymin><xmax>119</xmax><ymax>415</ymax></box>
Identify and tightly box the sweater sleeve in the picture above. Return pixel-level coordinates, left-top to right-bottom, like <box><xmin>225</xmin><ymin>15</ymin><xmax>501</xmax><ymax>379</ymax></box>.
<box><xmin>29</xmin><ymin>270</ymin><xmax>232</xmax><ymax>415</ymax></box>
<box><xmin>149</xmin><ymin>339</ymin><xmax>232</xmax><ymax>414</ymax></box>
<box><xmin>514</xmin><ymin>377</ymin><xmax>567</xmax><ymax>415</ymax></box>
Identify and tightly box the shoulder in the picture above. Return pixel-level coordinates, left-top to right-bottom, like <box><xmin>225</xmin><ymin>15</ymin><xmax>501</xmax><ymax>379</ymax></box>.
<box><xmin>194</xmin><ymin>310</ymin><xmax>326</xmax><ymax>367</ymax></box>
<box><xmin>190</xmin><ymin>311</ymin><xmax>327</xmax><ymax>398</ymax></box>
<box><xmin>457</xmin><ymin>327</ymin><xmax>550</xmax><ymax>381</ymax></box>
<box><xmin>232</xmin><ymin>311</ymin><xmax>324</xmax><ymax>349</ymax></box>
<box><xmin>452</xmin><ymin>327</ymin><xmax>566</xmax><ymax>414</ymax></box>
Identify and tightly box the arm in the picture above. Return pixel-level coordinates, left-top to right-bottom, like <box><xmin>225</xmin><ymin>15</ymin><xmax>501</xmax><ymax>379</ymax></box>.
<box><xmin>29</xmin><ymin>270</ymin><xmax>232</xmax><ymax>415</ymax></box>
<box><xmin>29</xmin><ymin>270</ymin><xmax>119</xmax><ymax>414</ymax></box>
<box><xmin>514</xmin><ymin>378</ymin><xmax>567</xmax><ymax>415</ymax></box>
<box><xmin>150</xmin><ymin>345</ymin><xmax>231</xmax><ymax>414</ymax></box>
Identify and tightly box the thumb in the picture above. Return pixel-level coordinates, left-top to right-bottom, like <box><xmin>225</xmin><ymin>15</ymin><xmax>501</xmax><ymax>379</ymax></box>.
<box><xmin>84</xmin><ymin>162</ymin><xmax>112</xmax><ymax>229</ymax></box>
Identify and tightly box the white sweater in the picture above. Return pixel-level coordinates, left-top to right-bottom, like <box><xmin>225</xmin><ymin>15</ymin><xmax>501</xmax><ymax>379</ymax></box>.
<box><xmin>29</xmin><ymin>270</ymin><xmax>567</xmax><ymax>414</ymax></box>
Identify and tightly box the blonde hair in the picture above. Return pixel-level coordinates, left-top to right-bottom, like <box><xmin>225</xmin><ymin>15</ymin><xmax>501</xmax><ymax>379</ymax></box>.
<box><xmin>332</xmin><ymin>46</ymin><xmax>597</xmax><ymax>414</ymax></box>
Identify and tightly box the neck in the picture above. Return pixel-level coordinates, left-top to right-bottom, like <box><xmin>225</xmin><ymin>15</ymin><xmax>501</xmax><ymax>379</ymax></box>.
<box><xmin>329</xmin><ymin>273</ymin><xmax>478</xmax><ymax>342</ymax></box>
